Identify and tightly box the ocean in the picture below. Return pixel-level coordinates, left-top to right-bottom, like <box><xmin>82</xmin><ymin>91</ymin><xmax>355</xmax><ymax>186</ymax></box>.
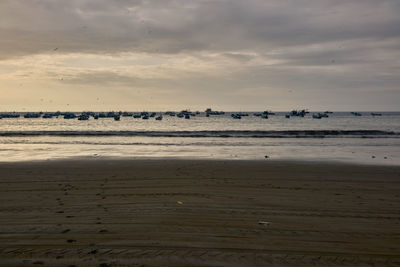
<box><xmin>0</xmin><ymin>111</ymin><xmax>399</xmax><ymax>165</ymax></box>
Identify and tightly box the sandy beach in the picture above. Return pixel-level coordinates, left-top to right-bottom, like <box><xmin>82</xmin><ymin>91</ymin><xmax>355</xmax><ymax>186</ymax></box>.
<box><xmin>0</xmin><ymin>159</ymin><xmax>399</xmax><ymax>266</ymax></box>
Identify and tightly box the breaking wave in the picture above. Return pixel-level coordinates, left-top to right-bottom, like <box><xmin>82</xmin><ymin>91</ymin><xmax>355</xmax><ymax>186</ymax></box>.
<box><xmin>0</xmin><ymin>130</ymin><xmax>398</xmax><ymax>138</ymax></box>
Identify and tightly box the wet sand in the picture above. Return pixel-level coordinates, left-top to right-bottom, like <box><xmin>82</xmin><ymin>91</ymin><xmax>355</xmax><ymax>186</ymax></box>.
<box><xmin>0</xmin><ymin>159</ymin><xmax>399</xmax><ymax>266</ymax></box>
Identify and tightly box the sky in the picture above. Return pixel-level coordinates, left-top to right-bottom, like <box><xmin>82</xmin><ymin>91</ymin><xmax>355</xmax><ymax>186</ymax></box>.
<box><xmin>0</xmin><ymin>0</ymin><xmax>399</xmax><ymax>111</ymax></box>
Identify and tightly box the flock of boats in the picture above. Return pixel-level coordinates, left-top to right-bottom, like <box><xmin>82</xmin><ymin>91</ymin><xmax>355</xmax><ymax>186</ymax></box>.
<box><xmin>0</xmin><ymin>109</ymin><xmax>384</xmax><ymax>121</ymax></box>
<box><xmin>0</xmin><ymin>110</ymin><xmax>201</xmax><ymax>121</ymax></box>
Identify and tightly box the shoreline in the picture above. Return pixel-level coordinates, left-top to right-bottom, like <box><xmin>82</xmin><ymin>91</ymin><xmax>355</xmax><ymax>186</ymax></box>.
<box><xmin>0</xmin><ymin>159</ymin><xmax>399</xmax><ymax>266</ymax></box>
<box><xmin>1</xmin><ymin>155</ymin><xmax>399</xmax><ymax>167</ymax></box>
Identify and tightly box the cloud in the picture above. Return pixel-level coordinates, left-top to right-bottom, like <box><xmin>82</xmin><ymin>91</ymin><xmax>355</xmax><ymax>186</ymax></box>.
<box><xmin>0</xmin><ymin>0</ymin><xmax>399</xmax><ymax>110</ymax></box>
<box><xmin>1</xmin><ymin>0</ymin><xmax>399</xmax><ymax>58</ymax></box>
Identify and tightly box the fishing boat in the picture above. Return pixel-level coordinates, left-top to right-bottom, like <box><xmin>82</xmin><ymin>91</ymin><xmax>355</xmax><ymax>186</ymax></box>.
<box><xmin>231</xmin><ymin>113</ymin><xmax>242</xmax><ymax>119</ymax></box>
<box><xmin>312</xmin><ymin>113</ymin><xmax>322</xmax><ymax>119</ymax></box>
<box><xmin>78</xmin><ymin>114</ymin><xmax>89</xmax><ymax>120</ymax></box>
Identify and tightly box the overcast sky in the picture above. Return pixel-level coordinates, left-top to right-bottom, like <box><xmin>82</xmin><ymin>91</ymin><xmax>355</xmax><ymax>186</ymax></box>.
<box><xmin>0</xmin><ymin>0</ymin><xmax>399</xmax><ymax>111</ymax></box>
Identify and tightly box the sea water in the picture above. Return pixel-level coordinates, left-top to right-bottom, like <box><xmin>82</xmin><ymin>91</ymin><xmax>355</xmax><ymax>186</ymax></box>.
<box><xmin>0</xmin><ymin>112</ymin><xmax>399</xmax><ymax>165</ymax></box>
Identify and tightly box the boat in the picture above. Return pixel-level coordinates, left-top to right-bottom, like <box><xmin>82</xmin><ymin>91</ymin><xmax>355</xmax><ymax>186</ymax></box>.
<box><xmin>0</xmin><ymin>113</ymin><xmax>20</xmax><ymax>118</ymax></box>
<box><xmin>165</xmin><ymin>111</ymin><xmax>176</xmax><ymax>116</ymax></box>
<box><xmin>312</xmin><ymin>113</ymin><xmax>322</xmax><ymax>119</ymax></box>
<box><xmin>155</xmin><ymin>115</ymin><xmax>163</xmax><ymax>120</ymax></box>
<box><xmin>371</xmin><ymin>113</ymin><xmax>382</xmax><ymax>116</ymax></box>
<box><xmin>290</xmin><ymin>109</ymin><xmax>307</xmax><ymax>117</ymax></box>
<box><xmin>42</xmin><ymin>113</ymin><xmax>53</xmax><ymax>119</ymax></box>
<box><xmin>351</xmin><ymin>112</ymin><xmax>362</xmax><ymax>116</ymax></box>
<box><xmin>24</xmin><ymin>113</ymin><xmax>41</xmax><ymax>118</ymax></box>
<box><xmin>313</xmin><ymin>112</ymin><xmax>328</xmax><ymax>119</ymax></box>
<box><xmin>205</xmin><ymin>108</ymin><xmax>225</xmax><ymax>116</ymax></box>
<box><xmin>107</xmin><ymin>112</ymin><xmax>117</xmax><ymax>118</ymax></box>
<box><xmin>114</xmin><ymin>115</ymin><xmax>120</xmax><ymax>121</ymax></box>
<box><xmin>320</xmin><ymin>113</ymin><xmax>329</xmax><ymax>118</ymax></box>
<box><xmin>78</xmin><ymin>114</ymin><xmax>89</xmax><ymax>120</ymax></box>
<box><xmin>63</xmin><ymin>113</ymin><xmax>76</xmax><ymax>119</ymax></box>
<box><xmin>231</xmin><ymin>113</ymin><xmax>241</xmax><ymax>119</ymax></box>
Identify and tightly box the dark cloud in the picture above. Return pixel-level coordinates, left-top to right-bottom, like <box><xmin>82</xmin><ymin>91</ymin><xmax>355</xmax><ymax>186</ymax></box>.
<box><xmin>1</xmin><ymin>0</ymin><xmax>399</xmax><ymax>58</ymax></box>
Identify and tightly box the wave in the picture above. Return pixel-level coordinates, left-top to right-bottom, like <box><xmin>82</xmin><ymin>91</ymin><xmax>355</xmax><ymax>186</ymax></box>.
<box><xmin>0</xmin><ymin>130</ymin><xmax>399</xmax><ymax>138</ymax></box>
